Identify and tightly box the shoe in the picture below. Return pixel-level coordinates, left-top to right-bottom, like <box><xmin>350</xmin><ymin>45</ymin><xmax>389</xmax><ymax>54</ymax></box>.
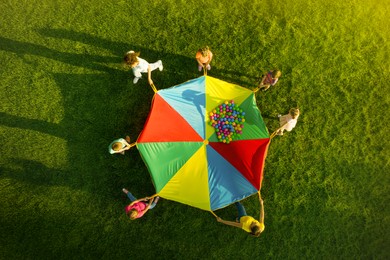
<box><xmin>206</xmin><ymin>64</ymin><xmax>211</xmax><ymax>70</ymax></box>
<box><xmin>277</xmin><ymin>114</ymin><xmax>281</xmax><ymax>118</ymax></box>
<box><xmin>122</xmin><ymin>188</ymin><xmax>128</xmax><ymax>194</ymax></box>
<box><xmin>158</xmin><ymin>60</ymin><xmax>163</xmax><ymax>71</ymax></box>
<box><xmin>133</xmin><ymin>77</ymin><xmax>141</xmax><ymax>84</ymax></box>
<box><xmin>198</xmin><ymin>65</ymin><xmax>203</xmax><ymax>72</ymax></box>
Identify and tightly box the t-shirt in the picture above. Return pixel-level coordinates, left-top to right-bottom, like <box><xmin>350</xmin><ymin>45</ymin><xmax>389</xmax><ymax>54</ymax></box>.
<box><xmin>196</xmin><ymin>50</ymin><xmax>213</xmax><ymax>64</ymax></box>
<box><xmin>263</xmin><ymin>71</ymin><xmax>278</xmax><ymax>86</ymax></box>
<box><xmin>132</xmin><ymin>57</ymin><xmax>150</xmax><ymax>77</ymax></box>
<box><xmin>240</xmin><ymin>216</ymin><xmax>265</xmax><ymax>233</ymax></box>
<box><xmin>108</xmin><ymin>138</ymin><xmax>127</xmax><ymax>154</ymax></box>
<box><xmin>125</xmin><ymin>201</ymin><xmax>147</xmax><ymax>218</ymax></box>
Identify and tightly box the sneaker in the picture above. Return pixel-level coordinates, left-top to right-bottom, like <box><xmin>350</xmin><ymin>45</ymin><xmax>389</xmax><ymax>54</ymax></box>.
<box><xmin>198</xmin><ymin>65</ymin><xmax>203</xmax><ymax>72</ymax></box>
<box><xmin>133</xmin><ymin>77</ymin><xmax>141</xmax><ymax>84</ymax></box>
<box><xmin>158</xmin><ymin>60</ymin><xmax>163</xmax><ymax>71</ymax></box>
<box><xmin>277</xmin><ymin>114</ymin><xmax>281</xmax><ymax>118</ymax></box>
<box><xmin>122</xmin><ymin>188</ymin><xmax>128</xmax><ymax>194</ymax></box>
<box><xmin>206</xmin><ymin>64</ymin><xmax>211</xmax><ymax>70</ymax></box>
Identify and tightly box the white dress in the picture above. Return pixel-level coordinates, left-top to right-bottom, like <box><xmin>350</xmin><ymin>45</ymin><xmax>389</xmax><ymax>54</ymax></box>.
<box><xmin>279</xmin><ymin>114</ymin><xmax>298</xmax><ymax>132</ymax></box>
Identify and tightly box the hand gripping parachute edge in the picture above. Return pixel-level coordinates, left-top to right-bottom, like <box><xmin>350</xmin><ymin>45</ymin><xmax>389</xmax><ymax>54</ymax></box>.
<box><xmin>131</xmin><ymin>73</ymin><xmax>270</xmax><ymax>216</ymax></box>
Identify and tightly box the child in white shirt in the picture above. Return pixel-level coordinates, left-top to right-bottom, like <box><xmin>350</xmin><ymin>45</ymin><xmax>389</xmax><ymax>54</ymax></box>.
<box><xmin>108</xmin><ymin>136</ymin><xmax>132</xmax><ymax>154</ymax></box>
<box><xmin>124</xmin><ymin>51</ymin><xmax>163</xmax><ymax>84</ymax></box>
<box><xmin>276</xmin><ymin>108</ymin><xmax>300</xmax><ymax>135</ymax></box>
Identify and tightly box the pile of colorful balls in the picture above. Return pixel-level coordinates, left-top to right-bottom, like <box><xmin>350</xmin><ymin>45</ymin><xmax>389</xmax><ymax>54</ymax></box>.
<box><xmin>208</xmin><ymin>100</ymin><xmax>245</xmax><ymax>144</ymax></box>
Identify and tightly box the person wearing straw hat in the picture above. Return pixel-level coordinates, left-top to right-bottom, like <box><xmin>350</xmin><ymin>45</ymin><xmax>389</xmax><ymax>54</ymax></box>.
<box><xmin>108</xmin><ymin>136</ymin><xmax>133</xmax><ymax>155</ymax></box>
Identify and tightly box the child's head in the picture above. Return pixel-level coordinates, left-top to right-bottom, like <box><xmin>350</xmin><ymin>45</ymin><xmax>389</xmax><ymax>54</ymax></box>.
<box><xmin>124</xmin><ymin>51</ymin><xmax>140</xmax><ymax>68</ymax></box>
<box><xmin>127</xmin><ymin>209</ymin><xmax>138</xmax><ymax>220</ymax></box>
<box><xmin>272</xmin><ymin>70</ymin><xmax>282</xmax><ymax>78</ymax></box>
<box><xmin>289</xmin><ymin>108</ymin><xmax>300</xmax><ymax>119</ymax></box>
<box><xmin>112</xmin><ymin>142</ymin><xmax>123</xmax><ymax>151</ymax></box>
<box><xmin>199</xmin><ymin>46</ymin><xmax>210</xmax><ymax>57</ymax></box>
<box><xmin>250</xmin><ymin>221</ymin><xmax>264</xmax><ymax>237</ymax></box>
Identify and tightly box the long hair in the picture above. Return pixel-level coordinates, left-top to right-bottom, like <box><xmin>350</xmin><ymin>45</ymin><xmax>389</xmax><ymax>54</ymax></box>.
<box><xmin>124</xmin><ymin>51</ymin><xmax>140</xmax><ymax>67</ymax></box>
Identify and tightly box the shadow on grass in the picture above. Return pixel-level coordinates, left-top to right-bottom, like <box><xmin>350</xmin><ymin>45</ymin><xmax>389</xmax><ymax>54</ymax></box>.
<box><xmin>0</xmin><ymin>31</ymin><xmax>197</xmax><ymax>198</ymax></box>
<box><xmin>0</xmin><ymin>31</ymin><xmax>273</xmax><ymax>198</ymax></box>
<box><xmin>36</xmin><ymin>28</ymin><xmax>199</xmax><ymax>87</ymax></box>
<box><xmin>0</xmin><ymin>31</ymin><xmax>280</xmax><ymax>207</ymax></box>
<box><xmin>0</xmin><ymin>36</ymin><xmax>118</xmax><ymax>73</ymax></box>
<box><xmin>0</xmin><ymin>159</ymin><xmax>67</xmax><ymax>187</ymax></box>
<box><xmin>0</xmin><ymin>112</ymin><xmax>68</xmax><ymax>139</ymax></box>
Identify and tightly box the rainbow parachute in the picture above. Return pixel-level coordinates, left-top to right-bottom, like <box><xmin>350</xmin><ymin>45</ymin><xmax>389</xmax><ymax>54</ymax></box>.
<box><xmin>136</xmin><ymin>75</ymin><xmax>270</xmax><ymax>212</ymax></box>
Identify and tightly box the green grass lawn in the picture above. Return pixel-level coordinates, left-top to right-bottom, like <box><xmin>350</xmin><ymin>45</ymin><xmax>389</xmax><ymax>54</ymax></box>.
<box><xmin>1</xmin><ymin>0</ymin><xmax>389</xmax><ymax>259</ymax></box>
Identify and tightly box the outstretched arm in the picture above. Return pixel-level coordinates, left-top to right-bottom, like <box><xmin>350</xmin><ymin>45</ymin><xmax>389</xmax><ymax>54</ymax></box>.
<box><xmin>123</xmin><ymin>142</ymin><xmax>136</xmax><ymax>151</ymax></box>
<box><xmin>259</xmin><ymin>75</ymin><xmax>267</xmax><ymax>86</ymax></box>
<box><xmin>205</xmin><ymin>53</ymin><xmax>213</xmax><ymax>66</ymax></box>
<box><xmin>148</xmin><ymin>65</ymin><xmax>153</xmax><ymax>85</ymax></box>
<box><xmin>140</xmin><ymin>198</ymin><xmax>154</xmax><ymax>215</ymax></box>
<box><xmin>122</xmin><ymin>140</ymin><xmax>131</xmax><ymax>150</ymax></box>
<box><xmin>216</xmin><ymin>217</ymin><xmax>242</xmax><ymax>229</ymax></box>
<box><xmin>196</xmin><ymin>58</ymin><xmax>204</xmax><ymax>67</ymax></box>
<box><xmin>258</xmin><ymin>192</ymin><xmax>264</xmax><ymax>224</ymax></box>
<box><xmin>270</xmin><ymin>121</ymin><xmax>289</xmax><ymax>138</ymax></box>
<box><xmin>129</xmin><ymin>196</ymin><xmax>150</xmax><ymax>206</ymax></box>
<box><xmin>255</xmin><ymin>75</ymin><xmax>270</xmax><ymax>91</ymax></box>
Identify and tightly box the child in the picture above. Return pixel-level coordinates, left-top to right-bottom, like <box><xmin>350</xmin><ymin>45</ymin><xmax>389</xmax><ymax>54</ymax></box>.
<box><xmin>122</xmin><ymin>188</ymin><xmax>159</xmax><ymax>220</ymax></box>
<box><xmin>124</xmin><ymin>51</ymin><xmax>163</xmax><ymax>84</ymax></box>
<box><xmin>257</xmin><ymin>70</ymin><xmax>282</xmax><ymax>91</ymax></box>
<box><xmin>196</xmin><ymin>46</ymin><xmax>213</xmax><ymax>72</ymax></box>
<box><xmin>217</xmin><ymin>193</ymin><xmax>265</xmax><ymax>237</ymax></box>
<box><xmin>108</xmin><ymin>136</ymin><xmax>132</xmax><ymax>155</ymax></box>
<box><xmin>276</xmin><ymin>108</ymin><xmax>300</xmax><ymax>136</ymax></box>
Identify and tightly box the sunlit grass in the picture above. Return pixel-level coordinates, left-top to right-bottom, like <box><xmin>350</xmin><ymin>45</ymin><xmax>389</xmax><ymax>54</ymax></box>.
<box><xmin>0</xmin><ymin>0</ymin><xmax>389</xmax><ymax>258</ymax></box>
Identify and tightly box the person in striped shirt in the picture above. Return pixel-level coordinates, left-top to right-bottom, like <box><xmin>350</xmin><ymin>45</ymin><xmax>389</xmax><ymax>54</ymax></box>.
<box><xmin>257</xmin><ymin>69</ymin><xmax>281</xmax><ymax>91</ymax></box>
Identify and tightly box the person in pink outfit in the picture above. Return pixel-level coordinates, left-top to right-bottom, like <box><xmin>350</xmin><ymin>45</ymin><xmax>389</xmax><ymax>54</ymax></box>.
<box><xmin>122</xmin><ymin>188</ymin><xmax>159</xmax><ymax>220</ymax></box>
<box><xmin>195</xmin><ymin>46</ymin><xmax>213</xmax><ymax>72</ymax></box>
